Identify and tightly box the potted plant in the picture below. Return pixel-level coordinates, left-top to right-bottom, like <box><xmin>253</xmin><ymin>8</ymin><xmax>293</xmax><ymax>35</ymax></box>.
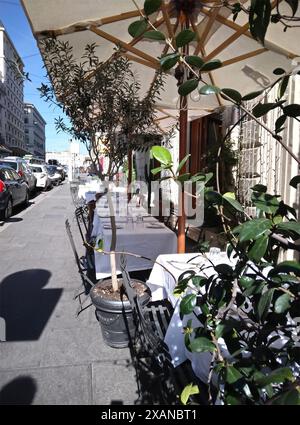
<box><xmin>40</xmin><ymin>39</ymin><xmax>169</xmax><ymax>347</ymax></box>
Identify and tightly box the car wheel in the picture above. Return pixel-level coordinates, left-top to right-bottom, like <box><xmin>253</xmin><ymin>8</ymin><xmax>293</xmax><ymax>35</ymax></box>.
<box><xmin>1</xmin><ymin>198</ymin><xmax>13</xmax><ymax>220</ymax></box>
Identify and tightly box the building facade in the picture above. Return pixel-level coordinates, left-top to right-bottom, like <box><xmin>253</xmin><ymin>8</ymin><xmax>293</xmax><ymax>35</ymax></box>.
<box><xmin>0</xmin><ymin>21</ymin><xmax>25</xmax><ymax>155</ymax></box>
<box><xmin>24</xmin><ymin>103</ymin><xmax>46</xmax><ymax>159</ymax></box>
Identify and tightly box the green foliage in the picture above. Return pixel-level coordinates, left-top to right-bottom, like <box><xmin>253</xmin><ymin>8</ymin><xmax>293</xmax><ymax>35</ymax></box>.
<box><xmin>175</xmin><ymin>29</ymin><xmax>196</xmax><ymax>48</ymax></box>
<box><xmin>249</xmin><ymin>0</ymin><xmax>272</xmax><ymax>44</ymax></box>
<box><xmin>178</xmin><ymin>79</ymin><xmax>199</xmax><ymax>96</ymax></box>
<box><xmin>144</xmin><ymin>0</ymin><xmax>162</xmax><ymax>16</ymax></box>
<box><xmin>128</xmin><ymin>19</ymin><xmax>147</xmax><ymax>38</ymax></box>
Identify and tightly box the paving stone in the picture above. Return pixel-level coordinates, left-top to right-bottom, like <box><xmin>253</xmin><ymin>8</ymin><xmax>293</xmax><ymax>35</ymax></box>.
<box><xmin>0</xmin><ymin>365</ymin><xmax>91</xmax><ymax>405</ymax></box>
<box><xmin>0</xmin><ymin>183</ymin><xmax>138</xmax><ymax>404</ymax></box>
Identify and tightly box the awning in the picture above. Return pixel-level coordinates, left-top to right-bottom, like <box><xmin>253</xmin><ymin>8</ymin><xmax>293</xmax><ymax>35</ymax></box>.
<box><xmin>21</xmin><ymin>0</ymin><xmax>300</xmax><ymax>125</ymax></box>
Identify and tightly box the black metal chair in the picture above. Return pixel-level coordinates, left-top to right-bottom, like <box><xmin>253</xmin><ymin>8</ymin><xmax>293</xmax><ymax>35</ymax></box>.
<box><xmin>120</xmin><ymin>255</ymin><xmax>208</xmax><ymax>404</ymax></box>
<box><xmin>65</xmin><ymin>219</ymin><xmax>95</xmax><ymax>316</ymax></box>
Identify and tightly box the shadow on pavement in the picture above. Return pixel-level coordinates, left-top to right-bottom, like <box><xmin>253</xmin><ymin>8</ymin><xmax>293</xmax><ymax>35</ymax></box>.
<box><xmin>0</xmin><ymin>269</ymin><xmax>63</xmax><ymax>341</ymax></box>
<box><xmin>0</xmin><ymin>376</ymin><xmax>37</xmax><ymax>405</ymax></box>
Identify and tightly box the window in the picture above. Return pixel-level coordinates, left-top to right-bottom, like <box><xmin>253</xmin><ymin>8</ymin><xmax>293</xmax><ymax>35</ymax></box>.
<box><xmin>30</xmin><ymin>165</ymin><xmax>42</xmax><ymax>173</ymax></box>
<box><xmin>0</xmin><ymin>161</ymin><xmax>17</xmax><ymax>170</ymax></box>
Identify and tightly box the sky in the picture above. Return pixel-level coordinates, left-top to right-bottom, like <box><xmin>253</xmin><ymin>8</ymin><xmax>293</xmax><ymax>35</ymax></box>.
<box><xmin>0</xmin><ymin>0</ymin><xmax>86</xmax><ymax>154</ymax></box>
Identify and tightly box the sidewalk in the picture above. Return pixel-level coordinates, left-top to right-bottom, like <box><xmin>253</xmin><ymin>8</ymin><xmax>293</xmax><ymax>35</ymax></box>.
<box><xmin>0</xmin><ymin>183</ymin><xmax>138</xmax><ymax>405</ymax></box>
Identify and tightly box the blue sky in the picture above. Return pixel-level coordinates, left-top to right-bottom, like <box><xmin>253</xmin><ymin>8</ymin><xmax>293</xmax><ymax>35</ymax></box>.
<box><xmin>0</xmin><ymin>0</ymin><xmax>86</xmax><ymax>153</ymax></box>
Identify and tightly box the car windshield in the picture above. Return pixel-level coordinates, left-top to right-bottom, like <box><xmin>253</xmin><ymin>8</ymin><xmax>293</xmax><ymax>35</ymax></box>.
<box><xmin>0</xmin><ymin>161</ymin><xmax>17</xmax><ymax>170</ymax></box>
<box><xmin>30</xmin><ymin>166</ymin><xmax>43</xmax><ymax>173</ymax></box>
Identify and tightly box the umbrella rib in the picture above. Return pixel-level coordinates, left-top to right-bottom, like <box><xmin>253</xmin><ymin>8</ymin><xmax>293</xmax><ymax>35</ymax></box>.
<box><xmin>204</xmin><ymin>0</ymin><xmax>284</xmax><ymax>62</ymax></box>
<box><xmin>221</xmin><ymin>48</ymin><xmax>267</xmax><ymax>68</ymax></box>
<box><xmin>161</xmin><ymin>0</ymin><xmax>175</xmax><ymax>40</ymax></box>
<box><xmin>194</xmin><ymin>8</ymin><xmax>220</xmax><ymax>56</ymax></box>
<box><xmin>89</xmin><ymin>26</ymin><xmax>160</xmax><ymax>66</ymax></box>
<box><xmin>34</xmin><ymin>10</ymin><xmax>143</xmax><ymax>37</ymax></box>
<box><xmin>122</xmin><ymin>53</ymin><xmax>160</xmax><ymax>70</ymax></box>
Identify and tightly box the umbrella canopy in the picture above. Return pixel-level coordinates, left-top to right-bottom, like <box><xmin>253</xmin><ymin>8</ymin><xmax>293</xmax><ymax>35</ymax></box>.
<box><xmin>21</xmin><ymin>0</ymin><xmax>300</xmax><ymax>125</ymax></box>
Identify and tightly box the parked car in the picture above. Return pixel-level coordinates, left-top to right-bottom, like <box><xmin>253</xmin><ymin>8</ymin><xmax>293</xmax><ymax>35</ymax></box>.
<box><xmin>0</xmin><ymin>157</ymin><xmax>36</xmax><ymax>193</ymax></box>
<box><xmin>29</xmin><ymin>163</ymin><xmax>52</xmax><ymax>191</ymax></box>
<box><xmin>46</xmin><ymin>165</ymin><xmax>62</xmax><ymax>186</ymax></box>
<box><xmin>0</xmin><ymin>164</ymin><xmax>29</xmax><ymax>219</ymax></box>
<box><xmin>56</xmin><ymin>165</ymin><xmax>66</xmax><ymax>181</ymax></box>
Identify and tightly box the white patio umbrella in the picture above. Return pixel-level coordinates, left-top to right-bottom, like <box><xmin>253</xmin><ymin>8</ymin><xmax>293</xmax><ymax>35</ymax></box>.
<box><xmin>21</xmin><ymin>0</ymin><xmax>300</xmax><ymax>251</ymax></box>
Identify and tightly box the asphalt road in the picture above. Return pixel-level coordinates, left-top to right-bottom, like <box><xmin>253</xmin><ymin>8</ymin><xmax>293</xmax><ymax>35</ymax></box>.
<box><xmin>0</xmin><ymin>181</ymin><xmax>138</xmax><ymax>405</ymax></box>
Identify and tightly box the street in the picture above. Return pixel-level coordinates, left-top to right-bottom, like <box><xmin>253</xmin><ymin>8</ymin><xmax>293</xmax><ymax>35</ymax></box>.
<box><xmin>0</xmin><ymin>182</ymin><xmax>138</xmax><ymax>405</ymax></box>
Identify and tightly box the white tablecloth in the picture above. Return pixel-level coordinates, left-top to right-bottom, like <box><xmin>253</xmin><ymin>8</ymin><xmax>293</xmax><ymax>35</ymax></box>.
<box><xmin>91</xmin><ymin>213</ymin><xmax>177</xmax><ymax>279</ymax></box>
<box><xmin>146</xmin><ymin>252</ymin><xmax>234</xmax><ymax>385</ymax></box>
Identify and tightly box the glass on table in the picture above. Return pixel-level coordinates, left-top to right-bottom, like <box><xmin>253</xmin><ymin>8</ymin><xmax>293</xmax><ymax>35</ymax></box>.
<box><xmin>208</xmin><ymin>247</ymin><xmax>221</xmax><ymax>262</ymax></box>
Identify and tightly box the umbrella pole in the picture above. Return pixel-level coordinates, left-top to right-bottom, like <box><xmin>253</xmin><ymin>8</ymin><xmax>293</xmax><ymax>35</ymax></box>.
<box><xmin>128</xmin><ymin>148</ymin><xmax>132</xmax><ymax>203</ymax></box>
<box><xmin>177</xmin><ymin>95</ymin><xmax>187</xmax><ymax>253</ymax></box>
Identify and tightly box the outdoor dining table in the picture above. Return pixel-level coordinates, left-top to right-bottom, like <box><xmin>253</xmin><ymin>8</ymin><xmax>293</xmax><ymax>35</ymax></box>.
<box><xmin>146</xmin><ymin>251</ymin><xmax>235</xmax><ymax>386</ymax></box>
<box><xmin>91</xmin><ymin>206</ymin><xmax>177</xmax><ymax>280</ymax></box>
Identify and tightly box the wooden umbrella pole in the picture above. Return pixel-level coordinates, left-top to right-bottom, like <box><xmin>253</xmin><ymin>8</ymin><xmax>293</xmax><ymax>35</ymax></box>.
<box><xmin>177</xmin><ymin>16</ymin><xmax>189</xmax><ymax>254</ymax></box>
<box><xmin>128</xmin><ymin>147</ymin><xmax>132</xmax><ymax>203</ymax></box>
<box><xmin>178</xmin><ymin>97</ymin><xmax>187</xmax><ymax>253</ymax></box>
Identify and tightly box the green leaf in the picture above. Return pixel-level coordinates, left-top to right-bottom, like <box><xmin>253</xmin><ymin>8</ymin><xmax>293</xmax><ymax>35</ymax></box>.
<box><xmin>248</xmin><ymin>234</ymin><xmax>269</xmax><ymax>262</ymax></box>
<box><xmin>251</xmin><ymin>184</ymin><xmax>267</xmax><ymax>193</ymax></box>
<box><xmin>276</xmin><ymin>221</ymin><xmax>300</xmax><ymax>236</ymax></box>
<box><xmin>257</xmin><ymin>288</ymin><xmax>275</xmax><ymax>321</ymax></box>
<box><xmin>226</xmin><ymin>366</ymin><xmax>243</xmax><ymax>385</ymax></box>
<box><xmin>200</xmin><ymin>59</ymin><xmax>222</xmax><ymax>72</ymax></box>
<box><xmin>160</xmin><ymin>53</ymin><xmax>180</xmax><ymax>70</ymax></box>
<box><xmin>249</xmin><ymin>0</ymin><xmax>271</xmax><ymax>44</ymax></box>
<box><xmin>189</xmin><ymin>337</ymin><xmax>216</xmax><ymax>353</ymax></box>
<box><xmin>185</xmin><ymin>55</ymin><xmax>205</xmax><ymax>68</ymax></box>
<box><xmin>221</xmin><ymin>88</ymin><xmax>242</xmax><ymax>104</ymax></box>
<box><xmin>273</xmin><ymin>68</ymin><xmax>285</xmax><ymax>75</ymax></box>
<box><xmin>278</xmin><ymin>76</ymin><xmax>290</xmax><ymax>99</ymax></box>
<box><xmin>178</xmin><ymin>79</ymin><xmax>199</xmax><ymax>96</ymax></box>
<box><xmin>191</xmin><ymin>275</ymin><xmax>207</xmax><ymax>287</ymax></box>
<box><xmin>223</xmin><ymin>192</ymin><xmax>244</xmax><ymax>212</ymax></box>
<box><xmin>239</xmin><ymin>276</ymin><xmax>255</xmax><ymax>289</ymax></box>
<box><xmin>151</xmin><ymin>146</ymin><xmax>172</xmax><ymax>166</ymax></box>
<box><xmin>199</xmin><ymin>84</ymin><xmax>220</xmax><ymax>95</ymax></box>
<box><xmin>271</xmin><ymin>389</ymin><xmax>300</xmax><ymax>405</ymax></box>
<box><xmin>285</xmin><ymin>0</ymin><xmax>298</xmax><ymax>16</ymax></box>
<box><xmin>144</xmin><ymin>0</ymin><xmax>162</xmax><ymax>16</ymax></box>
<box><xmin>252</xmin><ymin>102</ymin><xmax>280</xmax><ymax>118</ymax></box>
<box><xmin>237</xmin><ymin>218</ymin><xmax>273</xmax><ymax>242</ymax></box>
<box><xmin>177</xmin><ymin>173</ymin><xmax>191</xmax><ymax>182</ymax></box>
<box><xmin>143</xmin><ymin>30</ymin><xmax>165</xmax><ymax>40</ymax></box>
<box><xmin>151</xmin><ymin>166</ymin><xmax>164</xmax><ymax>175</ymax></box>
<box><xmin>255</xmin><ymin>367</ymin><xmax>294</xmax><ymax>387</ymax></box>
<box><xmin>274</xmin><ymin>293</ymin><xmax>291</xmax><ymax>314</ymax></box>
<box><xmin>275</xmin><ymin>115</ymin><xmax>287</xmax><ymax>134</ymax></box>
<box><xmin>176</xmin><ymin>29</ymin><xmax>196</xmax><ymax>48</ymax></box>
<box><xmin>176</xmin><ymin>154</ymin><xmax>190</xmax><ymax>174</ymax></box>
<box><xmin>270</xmin><ymin>261</ymin><xmax>300</xmax><ymax>277</ymax></box>
<box><xmin>205</xmin><ymin>190</ymin><xmax>223</xmax><ymax>205</ymax></box>
<box><xmin>290</xmin><ymin>175</ymin><xmax>300</xmax><ymax>188</ymax></box>
<box><xmin>180</xmin><ymin>294</ymin><xmax>197</xmax><ymax>315</ymax></box>
<box><xmin>180</xmin><ymin>383</ymin><xmax>200</xmax><ymax>405</ymax></box>
<box><xmin>128</xmin><ymin>19</ymin><xmax>148</xmax><ymax>38</ymax></box>
<box><xmin>283</xmin><ymin>104</ymin><xmax>300</xmax><ymax>118</ymax></box>
<box><xmin>242</xmin><ymin>90</ymin><xmax>264</xmax><ymax>101</ymax></box>
<box><xmin>251</xmin><ymin>192</ymin><xmax>280</xmax><ymax>214</ymax></box>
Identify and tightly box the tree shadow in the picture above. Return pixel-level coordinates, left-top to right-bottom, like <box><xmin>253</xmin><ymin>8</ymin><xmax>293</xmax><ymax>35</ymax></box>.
<box><xmin>0</xmin><ymin>269</ymin><xmax>62</xmax><ymax>341</ymax></box>
<box><xmin>0</xmin><ymin>376</ymin><xmax>37</xmax><ymax>405</ymax></box>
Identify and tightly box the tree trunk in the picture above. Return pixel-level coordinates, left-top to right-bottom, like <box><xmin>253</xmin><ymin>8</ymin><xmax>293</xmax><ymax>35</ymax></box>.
<box><xmin>107</xmin><ymin>187</ymin><xmax>118</xmax><ymax>292</ymax></box>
